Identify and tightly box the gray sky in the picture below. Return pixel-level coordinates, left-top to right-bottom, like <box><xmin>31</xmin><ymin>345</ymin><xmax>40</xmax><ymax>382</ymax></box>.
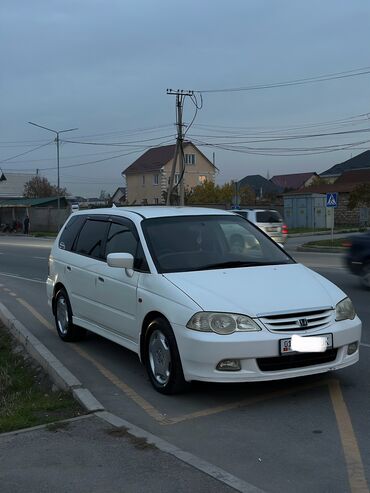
<box><xmin>1</xmin><ymin>0</ymin><xmax>370</xmax><ymax>197</ymax></box>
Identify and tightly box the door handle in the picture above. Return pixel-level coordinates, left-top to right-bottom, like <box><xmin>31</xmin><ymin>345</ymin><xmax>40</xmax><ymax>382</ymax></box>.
<box><xmin>98</xmin><ymin>276</ymin><xmax>104</xmax><ymax>283</ymax></box>
<box><xmin>66</xmin><ymin>266</ymin><xmax>71</xmax><ymax>271</ymax></box>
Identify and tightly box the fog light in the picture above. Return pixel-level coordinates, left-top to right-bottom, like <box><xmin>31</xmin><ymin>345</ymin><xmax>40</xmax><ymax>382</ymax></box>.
<box><xmin>347</xmin><ymin>342</ymin><xmax>358</xmax><ymax>355</ymax></box>
<box><xmin>216</xmin><ymin>359</ymin><xmax>241</xmax><ymax>371</ymax></box>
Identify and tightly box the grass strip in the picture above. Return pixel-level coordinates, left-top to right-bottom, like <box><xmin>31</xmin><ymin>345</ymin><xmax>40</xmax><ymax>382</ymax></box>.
<box><xmin>0</xmin><ymin>326</ymin><xmax>83</xmax><ymax>433</ymax></box>
<box><xmin>304</xmin><ymin>238</ymin><xmax>348</xmax><ymax>248</ymax></box>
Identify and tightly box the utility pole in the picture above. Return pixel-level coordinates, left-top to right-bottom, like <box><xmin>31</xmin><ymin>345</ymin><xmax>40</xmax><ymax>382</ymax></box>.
<box><xmin>166</xmin><ymin>89</ymin><xmax>194</xmax><ymax>206</ymax></box>
<box><xmin>28</xmin><ymin>122</ymin><xmax>78</xmax><ymax>210</ymax></box>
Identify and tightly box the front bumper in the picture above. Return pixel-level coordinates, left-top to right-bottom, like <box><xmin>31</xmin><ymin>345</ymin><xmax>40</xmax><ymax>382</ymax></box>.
<box><xmin>172</xmin><ymin>317</ymin><xmax>361</xmax><ymax>383</ymax></box>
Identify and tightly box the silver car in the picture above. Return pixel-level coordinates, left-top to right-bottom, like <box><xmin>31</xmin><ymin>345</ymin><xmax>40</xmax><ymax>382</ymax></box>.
<box><xmin>233</xmin><ymin>209</ymin><xmax>288</xmax><ymax>244</ymax></box>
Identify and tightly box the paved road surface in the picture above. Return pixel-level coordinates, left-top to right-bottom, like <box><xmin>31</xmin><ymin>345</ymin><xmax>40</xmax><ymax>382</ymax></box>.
<box><xmin>0</xmin><ymin>235</ymin><xmax>368</xmax><ymax>493</ymax></box>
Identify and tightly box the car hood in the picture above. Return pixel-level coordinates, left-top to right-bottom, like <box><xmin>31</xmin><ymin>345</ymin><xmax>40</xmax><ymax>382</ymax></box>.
<box><xmin>163</xmin><ymin>263</ymin><xmax>345</xmax><ymax>317</ymax></box>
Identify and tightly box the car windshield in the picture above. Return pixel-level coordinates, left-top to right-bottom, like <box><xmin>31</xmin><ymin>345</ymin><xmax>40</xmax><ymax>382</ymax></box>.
<box><xmin>142</xmin><ymin>214</ymin><xmax>294</xmax><ymax>273</ymax></box>
<box><xmin>256</xmin><ymin>210</ymin><xmax>283</xmax><ymax>223</ymax></box>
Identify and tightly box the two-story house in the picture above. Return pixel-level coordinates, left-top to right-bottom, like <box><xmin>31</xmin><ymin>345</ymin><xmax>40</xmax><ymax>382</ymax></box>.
<box><xmin>122</xmin><ymin>142</ymin><xmax>217</xmax><ymax>205</ymax></box>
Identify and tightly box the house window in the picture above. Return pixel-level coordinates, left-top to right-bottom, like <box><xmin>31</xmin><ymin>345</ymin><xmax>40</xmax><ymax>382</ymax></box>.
<box><xmin>184</xmin><ymin>153</ymin><xmax>196</xmax><ymax>165</ymax></box>
<box><xmin>198</xmin><ymin>175</ymin><xmax>207</xmax><ymax>184</ymax></box>
<box><xmin>153</xmin><ymin>174</ymin><xmax>159</xmax><ymax>185</ymax></box>
<box><xmin>154</xmin><ymin>198</ymin><xmax>159</xmax><ymax>205</ymax></box>
<box><xmin>175</xmin><ymin>173</ymin><xmax>180</xmax><ymax>184</ymax></box>
<box><xmin>142</xmin><ymin>175</ymin><xmax>145</xmax><ymax>186</ymax></box>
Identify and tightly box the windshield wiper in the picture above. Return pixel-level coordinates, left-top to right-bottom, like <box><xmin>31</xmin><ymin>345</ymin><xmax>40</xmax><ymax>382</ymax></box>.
<box><xmin>197</xmin><ymin>260</ymin><xmax>282</xmax><ymax>271</ymax></box>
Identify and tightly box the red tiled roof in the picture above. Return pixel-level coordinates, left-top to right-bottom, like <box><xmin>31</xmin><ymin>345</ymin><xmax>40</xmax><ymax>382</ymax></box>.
<box><xmin>285</xmin><ymin>183</ymin><xmax>360</xmax><ymax>195</ymax></box>
<box><xmin>335</xmin><ymin>169</ymin><xmax>370</xmax><ymax>184</ymax></box>
<box><xmin>122</xmin><ymin>141</ymin><xmax>217</xmax><ymax>175</ymax></box>
<box><xmin>271</xmin><ymin>172</ymin><xmax>316</xmax><ymax>190</ymax></box>
<box><xmin>288</xmin><ymin>168</ymin><xmax>370</xmax><ymax>194</ymax></box>
<box><xmin>123</xmin><ymin>144</ymin><xmax>177</xmax><ymax>175</ymax></box>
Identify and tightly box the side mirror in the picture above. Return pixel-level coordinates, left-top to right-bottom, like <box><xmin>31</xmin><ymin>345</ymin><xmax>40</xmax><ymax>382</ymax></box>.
<box><xmin>107</xmin><ymin>253</ymin><xmax>134</xmax><ymax>269</ymax></box>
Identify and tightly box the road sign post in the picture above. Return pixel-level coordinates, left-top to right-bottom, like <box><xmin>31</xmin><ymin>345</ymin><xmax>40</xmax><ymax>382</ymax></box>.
<box><xmin>326</xmin><ymin>193</ymin><xmax>338</xmax><ymax>244</ymax></box>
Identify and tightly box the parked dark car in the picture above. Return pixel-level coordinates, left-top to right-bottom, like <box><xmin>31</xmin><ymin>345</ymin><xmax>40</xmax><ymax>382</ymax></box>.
<box><xmin>345</xmin><ymin>232</ymin><xmax>370</xmax><ymax>288</ymax></box>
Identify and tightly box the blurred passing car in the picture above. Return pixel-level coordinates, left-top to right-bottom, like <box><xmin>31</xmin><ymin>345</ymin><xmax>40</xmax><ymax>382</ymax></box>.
<box><xmin>232</xmin><ymin>209</ymin><xmax>288</xmax><ymax>244</ymax></box>
<box><xmin>345</xmin><ymin>232</ymin><xmax>370</xmax><ymax>288</ymax></box>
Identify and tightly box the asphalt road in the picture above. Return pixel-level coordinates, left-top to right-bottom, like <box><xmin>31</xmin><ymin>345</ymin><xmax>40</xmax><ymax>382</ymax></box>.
<box><xmin>0</xmin><ymin>234</ymin><xmax>368</xmax><ymax>493</ymax></box>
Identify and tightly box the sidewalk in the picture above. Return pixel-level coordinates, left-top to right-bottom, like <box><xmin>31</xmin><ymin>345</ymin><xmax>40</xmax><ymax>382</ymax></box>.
<box><xmin>0</xmin><ymin>414</ymin><xmax>235</xmax><ymax>493</ymax></box>
<box><xmin>0</xmin><ymin>305</ymin><xmax>263</xmax><ymax>493</ymax></box>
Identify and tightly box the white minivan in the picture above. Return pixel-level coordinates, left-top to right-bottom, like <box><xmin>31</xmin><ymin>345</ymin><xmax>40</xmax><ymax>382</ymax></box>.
<box><xmin>47</xmin><ymin>207</ymin><xmax>361</xmax><ymax>394</ymax></box>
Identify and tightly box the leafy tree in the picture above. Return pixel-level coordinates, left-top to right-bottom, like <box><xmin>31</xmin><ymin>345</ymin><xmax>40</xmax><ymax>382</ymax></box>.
<box><xmin>187</xmin><ymin>181</ymin><xmax>223</xmax><ymax>204</ymax></box>
<box><xmin>348</xmin><ymin>184</ymin><xmax>370</xmax><ymax>210</ymax></box>
<box><xmin>187</xmin><ymin>181</ymin><xmax>255</xmax><ymax>205</ymax></box>
<box><xmin>23</xmin><ymin>176</ymin><xmax>68</xmax><ymax>198</ymax></box>
<box><xmin>239</xmin><ymin>186</ymin><xmax>255</xmax><ymax>204</ymax></box>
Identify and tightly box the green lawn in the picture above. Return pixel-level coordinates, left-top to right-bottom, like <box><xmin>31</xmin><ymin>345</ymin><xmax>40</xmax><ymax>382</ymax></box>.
<box><xmin>0</xmin><ymin>327</ymin><xmax>83</xmax><ymax>433</ymax></box>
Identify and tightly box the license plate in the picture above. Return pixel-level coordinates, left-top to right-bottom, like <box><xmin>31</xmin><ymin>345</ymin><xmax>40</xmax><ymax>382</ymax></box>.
<box><xmin>279</xmin><ymin>333</ymin><xmax>333</xmax><ymax>355</ymax></box>
<box><xmin>266</xmin><ymin>227</ymin><xmax>278</xmax><ymax>232</ymax></box>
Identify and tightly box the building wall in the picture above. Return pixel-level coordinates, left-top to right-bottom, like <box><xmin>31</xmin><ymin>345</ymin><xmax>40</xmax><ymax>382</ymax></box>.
<box><xmin>125</xmin><ymin>172</ymin><xmax>164</xmax><ymax>204</ymax></box>
<box><xmin>334</xmin><ymin>194</ymin><xmax>363</xmax><ymax>226</ymax></box>
<box><xmin>303</xmin><ymin>175</ymin><xmax>318</xmax><ymax>187</ymax></box>
<box><xmin>125</xmin><ymin>144</ymin><xmax>216</xmax><ymax>205</ymax></box>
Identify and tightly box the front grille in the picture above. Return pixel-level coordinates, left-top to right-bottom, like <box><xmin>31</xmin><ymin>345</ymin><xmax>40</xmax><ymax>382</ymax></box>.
<box><xmin>257</xmin><ymin>349</ymin><xmax>338</xmax><ymax>372</ymax></box>
<box><xmin>259</xmin><ymin>308</ymin><xmax>333</xmax><ymax>332</ymax></box>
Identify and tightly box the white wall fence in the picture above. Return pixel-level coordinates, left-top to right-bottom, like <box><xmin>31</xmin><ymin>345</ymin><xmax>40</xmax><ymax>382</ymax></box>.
<box><xmin>0</xmin><ymin>207</ymin><xmax>70</xmax><ymax>233</ymax></box>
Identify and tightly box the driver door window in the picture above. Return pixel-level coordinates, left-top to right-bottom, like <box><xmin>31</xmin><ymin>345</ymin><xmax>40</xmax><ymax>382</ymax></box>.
<box><xmin>105</xmin><ymin>221</ymin><xmax>149</xmax><ymax>272</ymax></box>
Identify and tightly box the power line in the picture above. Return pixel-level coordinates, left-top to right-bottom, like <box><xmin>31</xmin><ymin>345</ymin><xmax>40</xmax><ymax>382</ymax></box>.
<box><xmin>0</xmin><ymin>141</ymin><xmax>54</xmax><ymax>164</ymax></box>
<box><xmin>60</xmin><ymin>133</ymin><xmax>176</xmax><ymax>147</ymax></box>
<box><xmin>187</xmin><ymin>126</ymin><xmax>370</xmax><ymax>145</ymax></box>
<box><xmin>193</xmin><ymin>112</ymin><xmax>370</xmax><ymax>135</ymax></box>
<box><xmin>195</xmin><ymin>65</ymin><xmax>370</xmax><ymax>93</ymax></box>
<box><xmin>191</xmin><ymin>136</ymin><xmax>370</xmax><ymax>156</ymax></box>
<box><xmin>37</xmin><ymin>138</ymin><xmax>176</xmax><ymax>171</ymax></box>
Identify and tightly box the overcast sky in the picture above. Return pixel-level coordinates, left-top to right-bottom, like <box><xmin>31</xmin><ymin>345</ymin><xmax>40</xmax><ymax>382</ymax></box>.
<box><xmin>1</xmin><ymin>0</ymin><xmax>370</xmax><ymax>197</ymax></box>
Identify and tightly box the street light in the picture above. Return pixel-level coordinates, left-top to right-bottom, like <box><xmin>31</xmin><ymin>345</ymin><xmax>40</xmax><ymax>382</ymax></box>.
<box><xmin>28</xmin><ymin>121</ymin><xmax>78</xmax><ymax>209</ymax></box>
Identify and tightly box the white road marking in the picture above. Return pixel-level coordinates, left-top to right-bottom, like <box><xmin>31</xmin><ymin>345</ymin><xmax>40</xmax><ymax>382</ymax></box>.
<box><xmin>0</xmin><ymin>272</ymin><xmax>45</xmax><ymax>284</ymax></box>
<box><xmin>32</xmin><ymin>256</ymin><xmax>48</xmax><ymax>260</ymax></box>
<box><xmin>360</xmin><ymin>342</ymin><xmax>370</xmax><ymax>348</ymax></box>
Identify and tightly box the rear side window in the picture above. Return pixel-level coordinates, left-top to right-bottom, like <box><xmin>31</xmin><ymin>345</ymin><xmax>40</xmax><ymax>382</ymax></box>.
<box><xmin>256</xmin><ymin>211</ymin><xmax>282</xmax><ymax>223</ymax></box>
<box><xmin>59</xmin><ymin>215</ymin><xmax>85</xmax><ymax>251</ymax></box>
<box><xmin>235</xmin><ymin>211</ymin><xmax>249</xmax><ymax>220</ymax></box>
<box><xmin>74</xmin><ymin>219</ymin><xmax>108</xmax><ymax>259</ymax></box>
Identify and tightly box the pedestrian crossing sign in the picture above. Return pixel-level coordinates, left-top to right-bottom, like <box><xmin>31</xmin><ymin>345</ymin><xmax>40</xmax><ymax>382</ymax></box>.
<box><xmin>326</xmin><ymin>192</ymin><xmax>338</xmax><ymax>208</ymax></box>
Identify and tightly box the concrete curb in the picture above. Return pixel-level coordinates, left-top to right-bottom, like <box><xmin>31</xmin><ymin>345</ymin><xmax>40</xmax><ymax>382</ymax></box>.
<box><xmin>0</xmin><ymin>302</ymin><xmax>267</xmax><ymax>493</ymax></box>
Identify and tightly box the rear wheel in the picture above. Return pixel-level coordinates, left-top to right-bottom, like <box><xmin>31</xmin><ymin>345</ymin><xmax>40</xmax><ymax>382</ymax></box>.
<box><xmin>54</xmin><ymin>288</ymin><xmax>86</xmax><ymax>342</ymax></box>
<box><xmin>144</xmin><ymin>318</ymin><xmax>187</xmax><ymax>395</ymax></box>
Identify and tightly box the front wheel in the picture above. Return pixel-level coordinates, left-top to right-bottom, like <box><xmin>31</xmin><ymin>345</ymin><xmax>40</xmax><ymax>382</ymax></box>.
<box><xmin>144</xmin><ymin>318</ymin><xmax>187</xmax><ymax>395</ymax></box>
<box><xmin>54</xmin><ymin>289</ymin><xmax>86</xmax><ymax>342</ymax></box>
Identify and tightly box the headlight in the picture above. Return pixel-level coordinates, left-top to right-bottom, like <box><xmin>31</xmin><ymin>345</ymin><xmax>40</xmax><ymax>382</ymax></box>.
<box><xmin>186</xmin><ymin>312</ymin><xmax>261</xmax><ymax>335</ymax></box>
<box><xmin>335</xmin><ymin>298</ymin><xmax>356</xmax><ymax>321</ymax></box>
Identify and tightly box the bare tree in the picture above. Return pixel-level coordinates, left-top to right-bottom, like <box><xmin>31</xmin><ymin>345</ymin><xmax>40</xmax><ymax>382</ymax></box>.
<box><xmin>23</xmin><ymin>176</ymin><xmax>68</xmax><ymax>198</ymax></box>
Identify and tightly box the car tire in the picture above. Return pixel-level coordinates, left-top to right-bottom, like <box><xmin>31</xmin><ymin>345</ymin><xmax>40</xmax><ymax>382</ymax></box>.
<box><xmin>54</xmin><ymin>288</ymin><xmax>86</xmax><ymax>342</ymax></box>
<box><xmin>361</xmin><ymin>262</ymin><xmax>370</xmax><ymax>289</ymax></box>
<box><xmin>144</xmin><ymin>318</ymin><xmax>187</xmax><ymax>395</ymax></box>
